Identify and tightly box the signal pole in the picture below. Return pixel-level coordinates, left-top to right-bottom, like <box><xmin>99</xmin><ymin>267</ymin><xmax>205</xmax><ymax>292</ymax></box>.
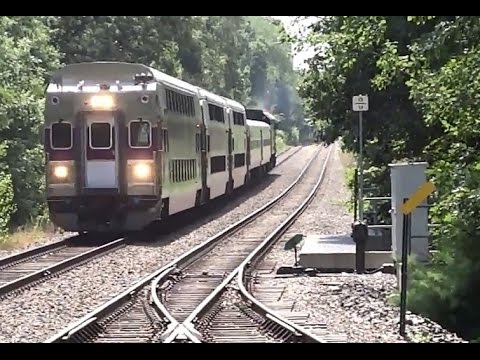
<box><xmin>352</xmin><ymin>95</ymin><xmax>368</xmax><ymax>221</ymax></box>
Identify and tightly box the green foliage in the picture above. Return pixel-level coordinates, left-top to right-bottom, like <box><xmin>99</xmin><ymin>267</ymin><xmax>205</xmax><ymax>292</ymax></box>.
<box><xmin>0</xmin><ymin>172</ymin><xmax>15</xmax><ymax>238</ymax></box>
<box><xmin>0</xmin><ymin>16</ymin><xmax>302</xmax><ymax>239</ymax></box>
<box><xmin>0</xmin><ymin>16</ymin><xmax>60</xmax><ymax>227</ymax></box>
<box><xmin>275</xmin><ymin>130</ymin><xmax>289</xmax><ymax>153</ymax></box>
<box><xmin>344</xmin><ymin>166</ymin><xmax>357</xmax><ymax>212</ymax></box>
<box><xmin>0</xmin><ymin>145</ymin><xmax>15</xmax><ymax>239</ymax></box>
<box><xmin>298</xmin><ymin>15</ymin><xmax>480</xmax><ymax>340</ymax></box>
<box><xmin>247</xmin><ymin>17</ymin><xmax>308</xmax><ymax>140</ymax></box>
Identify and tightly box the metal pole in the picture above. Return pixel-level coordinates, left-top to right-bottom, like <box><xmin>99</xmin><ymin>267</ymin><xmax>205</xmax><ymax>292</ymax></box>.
<box><xmin>358</xmin><ymin>111</ymin><xmax>364</xmax><ymax>221</ymax></box>
<box><xmin>353</xmin><ymin>168</ymin><xmax>358</xmax><ymax>221</ymax></box>
<box><xmin>399</xmin><ymin>198</ymin><xmax>411</xmax><ymax>336</ymax></box>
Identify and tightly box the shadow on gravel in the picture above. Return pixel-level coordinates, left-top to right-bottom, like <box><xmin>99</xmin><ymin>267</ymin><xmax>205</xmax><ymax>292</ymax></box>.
<box><xmin>126</xmin><ymin>173</ymin><xmax>282</xmax><ymax>247</ymax></box>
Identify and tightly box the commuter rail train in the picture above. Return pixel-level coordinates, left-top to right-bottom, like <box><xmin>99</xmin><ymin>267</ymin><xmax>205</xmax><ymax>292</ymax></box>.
<box><xmin>43</xmin><ymin>61</ymin><xmax>278</xmax><ymax>233</ymax></box>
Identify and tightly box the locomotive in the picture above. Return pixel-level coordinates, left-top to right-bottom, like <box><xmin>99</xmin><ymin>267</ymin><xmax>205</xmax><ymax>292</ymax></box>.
<box><xmin>43</xmin><ymin>61</ymin><xmax>278</xmax><ymax>233</ymax></box>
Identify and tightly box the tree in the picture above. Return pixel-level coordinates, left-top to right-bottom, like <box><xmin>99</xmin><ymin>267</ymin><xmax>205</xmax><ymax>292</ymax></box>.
<box><xmin>298</xmin><ymin>15</ymin><xmax>480</xmax><ymax>340</ymax></box>
<box><xmin>0</xmin><ymin>16</ymin><xmax>60</xmax><ymax>227</ymax></box>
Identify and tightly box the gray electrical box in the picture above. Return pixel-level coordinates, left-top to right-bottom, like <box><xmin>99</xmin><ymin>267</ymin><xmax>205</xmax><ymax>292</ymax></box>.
<box><xmin>389</xmin><ymin>162</ymin><xmax>430</xmax><ymax>263</ymax></box>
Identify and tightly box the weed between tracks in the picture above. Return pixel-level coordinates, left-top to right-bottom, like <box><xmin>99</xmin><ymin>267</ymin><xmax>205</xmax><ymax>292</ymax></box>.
<box><xmin>0</xmin><ymin>225</ymin><xmax>58</xmax><ymax>251</ymax></box>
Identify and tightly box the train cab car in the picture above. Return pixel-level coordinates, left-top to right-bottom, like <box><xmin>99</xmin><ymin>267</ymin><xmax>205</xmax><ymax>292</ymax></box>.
<box><xmin>44</xmin><ymin>62</ymin><xmax>167</xmax><ymax>233</ymax></box>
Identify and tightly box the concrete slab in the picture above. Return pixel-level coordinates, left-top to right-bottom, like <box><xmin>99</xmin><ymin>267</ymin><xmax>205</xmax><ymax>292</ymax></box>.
<box><xmin>299</xmin><ymin>234</ymin><xmax>356</xmax><ymax>254</ymax></box>
<box><xmin>298</xmin><ymin>234</ymin><xmax>393</xmax><ymax>271</ymax></box>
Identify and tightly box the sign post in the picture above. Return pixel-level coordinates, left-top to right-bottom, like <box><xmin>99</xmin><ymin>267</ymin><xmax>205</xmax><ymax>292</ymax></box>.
<box><xmin>398</xmin><ymin>180</ymin><xmax>436</xmax><ymax>336</ymax></box>
<box><xmin>352</xmin><ymin>95</ymin><xmax>369</xmax><ymax>221</ymax></box>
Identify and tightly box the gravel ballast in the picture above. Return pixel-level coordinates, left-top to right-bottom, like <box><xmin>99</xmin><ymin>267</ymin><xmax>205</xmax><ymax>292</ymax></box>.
<box><xmin>0</xmin><ymin>145</ymin><xmax>318</xmax><ymax>343</ymax></box>
<box><xmin>0</xmin><ymin>147</ymin><xmax>296</xmax><ymax>259</ymax></box>
<box><xmin>253</xmin><ymin>143</ymin><xmax>465</xmax><ymax>343</ymax></box>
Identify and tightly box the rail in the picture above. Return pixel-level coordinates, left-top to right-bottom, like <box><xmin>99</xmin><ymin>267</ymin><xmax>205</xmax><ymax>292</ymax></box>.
<box><xmin>46</xmin><ymin>144</ymin><xmax>311</xmax><ymax>343</ymax></box>
<box><xmin>158</xmin><ymin>145</ymin><xmax>333</xmax><ymax>343</ymax></box>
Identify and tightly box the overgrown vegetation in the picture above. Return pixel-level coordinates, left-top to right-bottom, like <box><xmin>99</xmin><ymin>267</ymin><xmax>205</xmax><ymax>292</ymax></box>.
<box><xmin>0</xmin><ymin>16</ymin><xmax>307</xmax><ymax>248</ymax></box>
<box><xmin>275</xmin><ymin>129</ymin><xmax>289</xmax><ymax>154</ymax></box>
<box><xmin>296</xmin><ymin>16</ymin><xmax>480</xmax><ymax>341</ymax></box>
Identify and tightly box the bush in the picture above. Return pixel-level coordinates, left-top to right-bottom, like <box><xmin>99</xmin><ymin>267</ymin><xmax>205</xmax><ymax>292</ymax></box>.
<box><xmin>0</xmin><ymin>171</ymin><xmax>15</xmax><ymax>239</ymax></box>
<box><xmin>275</xmin><ymin>130</ymin><xmax>289</xmax><ymax>153</ymax></box>
<box><xmin>408</xmin><ymin>162</ymin><xmax>480</xmax><ymax>339</ymax></box>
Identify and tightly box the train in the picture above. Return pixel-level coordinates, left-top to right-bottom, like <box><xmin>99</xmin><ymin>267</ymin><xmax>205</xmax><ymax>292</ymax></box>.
<box><xmin>43</xmin><ymin>61</ymin><xmax>278</xmax><ymax>233</ymax></box>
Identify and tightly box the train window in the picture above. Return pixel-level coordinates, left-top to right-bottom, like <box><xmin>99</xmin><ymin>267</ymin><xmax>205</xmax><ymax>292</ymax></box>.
<box><xmin>187</xmin><ymin>97</ymin><xmax>193</xmax><ymax>116</ymax></box>
<box><xmin>208</xmin><ymin>103</ymin><xmax>224</xmax><ymax>123</ymax></box>
<box><xmin>181</xmin><ymin>96</ymin><xmax>187</xmax><ymax>116</ymax></box>
<box><xmin>184</xmin><ymin>160</ymin><xmax>188</xmax><ymax>181</ymax></box>
<box><xmin>233</xmin><ymin>111</ymin><xmax>245</xmax><ymax>126</ymax></box>
<box><xmin>195</xmin><ymin>133</ymin><xmax>200</xmax><ymax>153</ymax></box>
<box><xmin>51</xmin><ymin>122</ymin><xmax>72</xmax><ymax>149</ymax></box>
<box><xmin>166</xmin><ymin>89</ymin><xmax>173</xmax><ymax>112</ymax></box>
<box><xmin>211</xmin><ymin>155</ymin><xmax>226</xmax><ymax>174</ymax></box>
<box><xmin>234</xmin><ymin>153</ymin><xmax>245</xmax><ymax>168</ymax></box>
<box><xmin>90</xmin><ymin>123</ymin><xmax>111</xmax><ymax>149</ymax></box>
<box><xmin>162</xmin><ymin>129</ymin><xmax>169</xmax><ymax>152</ymax></box>
<box><xmin>129</xmin><ymin>120</ymin><xmax>151</xmax><ymax>148</ymax></box>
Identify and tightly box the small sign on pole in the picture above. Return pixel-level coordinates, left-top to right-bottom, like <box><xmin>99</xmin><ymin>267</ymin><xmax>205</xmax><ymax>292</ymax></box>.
<box><xmin>352</xmin><ymin>95</ymin><xmax>369</xmax><ymax>112</ymax></box>
<box><xmin>352</xmin><ymin>94</ymin><xmax>369</xmax><ymax>222</ymax></box>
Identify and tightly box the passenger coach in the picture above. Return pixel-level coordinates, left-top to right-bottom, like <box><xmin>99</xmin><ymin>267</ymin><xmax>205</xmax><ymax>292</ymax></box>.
<box><xmin>44</xmin><ymin>62</ymin><xmax>277</xmax><ymax>233</ymax></box>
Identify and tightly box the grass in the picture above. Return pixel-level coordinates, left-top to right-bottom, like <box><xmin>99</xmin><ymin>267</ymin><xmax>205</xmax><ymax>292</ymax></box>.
<box><xmin>339</xmin><ymin>149</ymin><xmax>355</xmax><ymax>169</ymax></box>
<box><xmin>0</xmin><ymin>223</ymin><xmax>57</xmax><ymax>251</ymax></box>
<box><xmin>276</xmin><ymin>132</ymin><xmax>290</xmax><ymax>154</ymax></box>
<box><xmin>337</xmin><ymin>146</ymin><xmax>356</xmax><ymax>213</ymax></box>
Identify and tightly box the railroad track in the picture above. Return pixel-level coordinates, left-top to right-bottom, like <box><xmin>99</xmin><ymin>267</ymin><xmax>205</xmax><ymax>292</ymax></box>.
<box><xmin>162</xmin><ymin>145</ymin><xmax>333</xmax><ymax>343</ymax></box>
<box><xmin>47</xmin><ymin>144</ymin><xmax>331</xmax><ymax>343</ymax></box>
<box><xmin>0</xmin><ymin>235</ymin><xmax>124</xmax><ymax>298</ymax></box>
<box><xmin>0</xmin><ymin>148</ymin><xmax>300</xmax><ymax>301</ymax></box>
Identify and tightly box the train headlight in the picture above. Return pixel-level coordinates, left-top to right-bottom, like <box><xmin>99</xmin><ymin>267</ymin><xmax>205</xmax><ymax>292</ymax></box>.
<box><xmin>133</xmin><ymin>163</ymin><xmax>152</xmax><ymax>181</ymax></box>
<box><xmin>90</xmin><ymin>95</ymin><xmax>114</xmax><ymax>110</ymax></box>
<box><xmin>53</xmin><ymin>165</ymin><xmax>69</xmax><ymax>179</ymax></box>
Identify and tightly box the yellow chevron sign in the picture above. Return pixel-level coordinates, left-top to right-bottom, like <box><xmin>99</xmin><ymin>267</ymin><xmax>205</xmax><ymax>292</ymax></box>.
<box><xmin>401</xmin><ymin>181</ymin><xmax>436</xmax><ymax>215</ymax></box>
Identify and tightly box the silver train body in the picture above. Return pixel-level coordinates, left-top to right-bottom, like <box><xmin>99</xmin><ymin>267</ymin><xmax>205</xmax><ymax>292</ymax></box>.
<box><xmin>43</xmin><ymin>62</ymin><xmax>277</xmax><ymax>232</ymax></box>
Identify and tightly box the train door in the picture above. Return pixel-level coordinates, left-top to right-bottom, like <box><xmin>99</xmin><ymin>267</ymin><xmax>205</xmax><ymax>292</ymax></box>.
<box><xmin>260</xmin><ymin>130</ymin><xmax>263</xmax><ymax>161</ymax></box>
<box><xmin>246</xmin><ymin>127</ymin><xmax>251</xmax><ymax>167</ymax></box>
<box><xmin>271</xmin><ymin>125</ymin><xmax>276</xmax><ymax>155</ymax></box>
<box><xmin>226</xmin><ymin>108</ymin><xmax>233</xmax><ymax>191</ymax></box>
<box><xmin>84</xmin><ymin>112</ymin><xmax>118</xmax><ymax>189</ymax></box>
<box><xmin>199</xmin><ymin>100</ymin><xmax>209</xmax><ymax>203</ymax></box>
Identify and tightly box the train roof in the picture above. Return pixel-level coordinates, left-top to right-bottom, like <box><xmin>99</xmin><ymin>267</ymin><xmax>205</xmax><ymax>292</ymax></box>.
<box><xmin>197</xmin><ymin>88</ymin><xmax>227</xmax><ymax>106</ymax></box>
<box><xmin>48</xmin><ymin>62</ymin><xmax>246</xmax><ymax>110</ymax></box>
<box><xmin>246</xmin><ymin>119</ymin><xmax>271</xmax><ymax>128</ymax></box>
<box><xmin>221</xmin><ymin>96</ymin><xmax>245</xmax><ymax>112</ymax></box>
<box><xmin>48</xmin><ymin>62</ymin><xmax>198</xmax><ymax>94</ymax></box>
<box><xmin>245</xmin><ymin>108</ymin><xmax>279</xmax><ymax>125</ymax></box>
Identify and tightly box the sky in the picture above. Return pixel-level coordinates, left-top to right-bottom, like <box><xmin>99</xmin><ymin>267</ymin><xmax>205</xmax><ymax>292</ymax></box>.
<box><xmin>270</xmin><ymin>16</ymin><xmax>317</xmax><ymax>70</ymax></box>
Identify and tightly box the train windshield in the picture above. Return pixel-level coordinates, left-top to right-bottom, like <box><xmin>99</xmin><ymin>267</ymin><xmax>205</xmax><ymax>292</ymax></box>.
<box><xmin>129</xmin><ymin>120</ymin><xmax>151</xmax><ymax>148</ymax></box>
<box><xmin>90</xmin><ymin>123</ymin><xmax>112</xmax><ymax>149</ymax></box>
<box><xmin>51</xmin><ymin>122</ymin><xmax>72</xmax><ymax>149</ymax></box>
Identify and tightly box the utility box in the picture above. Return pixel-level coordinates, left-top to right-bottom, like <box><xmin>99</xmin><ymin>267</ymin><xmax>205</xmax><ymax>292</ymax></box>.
<box><xmin>389</xmin><ymin>162</ymin><xmax>430</xmax><ymax>263</ymax></box>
